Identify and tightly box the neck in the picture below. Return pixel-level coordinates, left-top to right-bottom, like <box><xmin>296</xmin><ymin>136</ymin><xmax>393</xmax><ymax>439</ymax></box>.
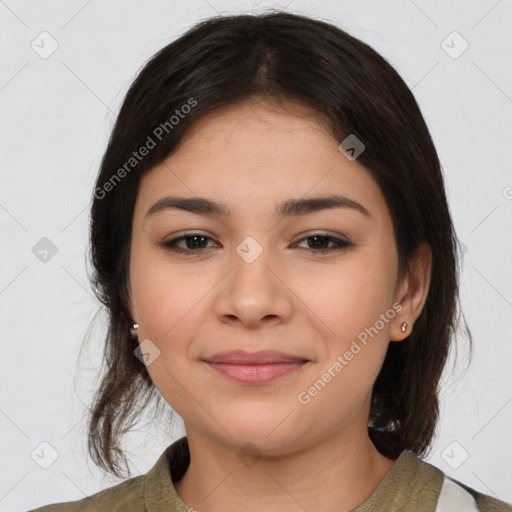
<box><xmin>174</xmin><ymin>426</ymin><xmax>396</xmax><ymax>512</ymax></box>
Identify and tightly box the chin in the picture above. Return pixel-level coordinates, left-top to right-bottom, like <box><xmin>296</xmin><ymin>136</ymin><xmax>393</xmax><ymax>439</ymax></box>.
<box><xmin>214</xmin><ymin>417</ymin><xmax>307</xmax><ymax>456</ymax></box>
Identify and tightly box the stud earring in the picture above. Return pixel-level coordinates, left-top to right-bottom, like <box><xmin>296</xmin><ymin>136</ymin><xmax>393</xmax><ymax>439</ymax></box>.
<box><xmin>130</xmin><ymin>323</ymin><xmax>139</xmax><ymax>339</ymax></box>
<box><xmin>400</xmin><ymin>322</ymin><xmax>408</xmax><ymax>333</ymax></box>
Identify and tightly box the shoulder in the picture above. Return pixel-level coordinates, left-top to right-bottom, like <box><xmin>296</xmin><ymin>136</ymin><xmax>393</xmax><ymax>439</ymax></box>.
<box><xmin>368</xmin><ymin>450</ymin><xmax>512</xmax><ymax>512</ymax></box>
<box><xmin>448</xmin><ymin>478</ymin><xmax>512</xmax><ymax>512</ymax></box>
<box><xmin>409</xmin><ymin>453</ymin><xmax>512</xmax><ymax>512</ymax></box>
<box><xmin>27</xmin><ymin>437</ymin><xmax>190</xmax><ymax>512</ymax></box>
<box><xmin>27</xmin><ymin>474</ymin><xmax>145</xmax><ymax>512</ymax></box>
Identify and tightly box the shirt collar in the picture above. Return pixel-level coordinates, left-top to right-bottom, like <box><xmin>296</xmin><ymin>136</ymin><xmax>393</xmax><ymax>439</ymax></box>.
<box><xmin>353</xmin><ymin>450</ymin><xmax>444</xmax><ymax>511</ymax></box>
<box><xmin>143</xmin><ymin>436</ymin><xmax>444</xmax><ymax>512</ymax></box>
<box><xmin>144</xmin><ymin>436</ymin><xmax>191</xmax><ymax>511</ymax></box>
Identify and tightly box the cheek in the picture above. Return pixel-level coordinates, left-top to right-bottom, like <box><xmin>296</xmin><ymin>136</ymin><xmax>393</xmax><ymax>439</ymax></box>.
<box><xmin>298</xmin><ymin>271</ymin><xmax>395</xmax><ymax>424</ymax></box>
<box><xmin>299</xmin><ymin>252</ymin><xmax>396</xmax><ymax>399</ymax></box>
<box><xmin>129</xmin><ymin>253</ymin><xmax>210</xmax><ymax>413</ymax></box>
<box><xmin>297</xmin><ymin>250</ymin><xmax>397</xmax><ymax>343</ymax></box>
<box><xmin>130</xmin><ymin>243</ymin><xmax>214</xmax><ymax>338</ymax></box>
<box><xmin>129</xmin><ymin>246</ymin><xmax>228</xmax><ymax>390</ymax></box>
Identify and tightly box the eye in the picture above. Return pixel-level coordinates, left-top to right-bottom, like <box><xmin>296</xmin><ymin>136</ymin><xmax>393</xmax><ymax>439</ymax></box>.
<box><xmin>293</xmin><ymin>233</ymin><xmax>352</xmax><ymax>254</ymax></box>
<box><xmin>162</xmin><ymin>233</ymin><xmax>218</xmax><ymax>254</ymax></box>
<box><xmin>161</xmin><ymin>232</ymin><xmax>352</xmax><ymax>255</ymax></box>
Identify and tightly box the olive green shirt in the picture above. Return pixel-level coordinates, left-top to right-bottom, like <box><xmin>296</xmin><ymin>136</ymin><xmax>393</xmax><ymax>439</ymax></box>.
<box><xmin>28</xmin><ymin>436</ymin><xmax>511</xmax><ymax>511</ymax></box>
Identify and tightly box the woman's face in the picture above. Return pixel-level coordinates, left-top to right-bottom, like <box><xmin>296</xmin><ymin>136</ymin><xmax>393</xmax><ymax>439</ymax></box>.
<box><xmin>128</xmin><ymin>99</ymin><xmax>414</xmax><ymax>455</ymax></box>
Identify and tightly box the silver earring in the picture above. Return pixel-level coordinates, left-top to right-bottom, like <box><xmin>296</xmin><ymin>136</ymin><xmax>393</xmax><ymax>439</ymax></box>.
<box><xmin>130</xmin><ymin>323</ymin><xmax>139</xmax><ymax>339</ymax></box>
<box><xmin>401</xmin><ymin>322</ymin><xmax>408</xmax><ymax>333</ymax></box>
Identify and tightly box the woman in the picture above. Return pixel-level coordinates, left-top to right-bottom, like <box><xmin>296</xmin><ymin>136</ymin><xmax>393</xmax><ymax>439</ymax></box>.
<box><xmin>30</xmin><ymin>11</ymin><xmax>511</xmax><ymax>512</ymax></box>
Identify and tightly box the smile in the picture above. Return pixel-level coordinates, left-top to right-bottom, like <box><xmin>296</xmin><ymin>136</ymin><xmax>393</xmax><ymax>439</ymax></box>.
<box><xmin>205</xmin><ymin>361</ymin><xmax>308</xmax><ymax>384</ymax></box>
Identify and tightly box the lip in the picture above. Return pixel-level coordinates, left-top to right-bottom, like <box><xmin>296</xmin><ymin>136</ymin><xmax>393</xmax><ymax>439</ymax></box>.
<box><xmin>203</xmin><ymin>349</ymin><xmax>309</xmax><ymax>364</ymax></box>
<box><xmin>203</xmin><ymin>350</ymin><xmax>310</xmax><ymax>384</ymax></box>
<box><xmin>206</xmin><ymin>361</ymin><xmax>308</xmax><ymax>384</ymax></box>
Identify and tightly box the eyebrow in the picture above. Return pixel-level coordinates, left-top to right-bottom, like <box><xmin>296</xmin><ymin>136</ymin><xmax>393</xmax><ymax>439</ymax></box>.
<box><xmin>144</xmin><ymin>194</ymin><xmax>371</xmax><ymax>221</ymax></box>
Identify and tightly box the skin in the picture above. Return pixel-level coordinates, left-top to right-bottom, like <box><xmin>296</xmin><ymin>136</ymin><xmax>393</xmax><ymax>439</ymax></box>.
<box><xmin>127</xmin><ymin>98</ymin><xmax>431</xmax><ymax>512</ymax></box>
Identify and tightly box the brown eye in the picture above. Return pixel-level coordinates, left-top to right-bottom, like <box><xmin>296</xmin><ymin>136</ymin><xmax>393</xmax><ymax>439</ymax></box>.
<box><xmin>162</xmin><ymin>232</ymin><xmax>351</xmax><ymax>256</ymax></box>
<box><xmin>162</xmin><ymin>234</ymin><xmax>218</xmax><ymax>254</ymax></box>
<box><xmin>294</xmin><ymin>234</ymin><xmax>352</xmax><ymax>254</ymax></box>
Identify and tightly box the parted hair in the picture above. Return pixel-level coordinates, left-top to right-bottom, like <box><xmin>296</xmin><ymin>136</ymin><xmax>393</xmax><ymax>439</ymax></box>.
<box><xmin>86</xmin><ymin>10</ymin><xmax>470</xmax><ymax>477</ymax></box>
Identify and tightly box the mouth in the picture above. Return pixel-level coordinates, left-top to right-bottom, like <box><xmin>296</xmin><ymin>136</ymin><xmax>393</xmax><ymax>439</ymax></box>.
<box><xmin>203</xmin><ymin>349</ymin><xmax>310</xmax><ymax>384</ymax></box>
<box><xmin>205</xmin><ymin>361</ymin><xmax>309</xmax><ymax>384</ymax></box>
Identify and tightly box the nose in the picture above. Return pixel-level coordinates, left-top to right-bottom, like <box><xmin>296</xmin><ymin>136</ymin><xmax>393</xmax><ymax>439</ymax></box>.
<box><xmin>212</xmin><ymin>241</ymin><xmax>294</xmax><ymax>329</ymax></box>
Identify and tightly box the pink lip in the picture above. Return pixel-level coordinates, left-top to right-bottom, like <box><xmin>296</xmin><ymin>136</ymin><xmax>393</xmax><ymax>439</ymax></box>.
<box><xmin>203</xmin><ymin>350</ymin><xmax>310</xmax><ymax>384</ymax></box>
<box><xmin>204</xmin><ymin>349</ymin><xmax>308</xmax><ymax>364</ymax></box>
<box><xmin>206</xmin><ymin>361</ymin><xmax>307</xmax><ymax>384</ymax></box>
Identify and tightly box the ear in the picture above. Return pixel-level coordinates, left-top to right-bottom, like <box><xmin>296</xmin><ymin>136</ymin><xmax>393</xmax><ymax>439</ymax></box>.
<box><xmin>390</xmin><ymin>242</ymin><xmax>432</xmax><ymax>342</ymax></box>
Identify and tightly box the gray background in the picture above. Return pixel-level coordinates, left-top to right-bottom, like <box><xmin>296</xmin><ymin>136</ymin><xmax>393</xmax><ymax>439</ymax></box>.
<box><xmin>1</xmin><ymin>0</ymin><xmax>511</xmax><ymax>510</ymax></box>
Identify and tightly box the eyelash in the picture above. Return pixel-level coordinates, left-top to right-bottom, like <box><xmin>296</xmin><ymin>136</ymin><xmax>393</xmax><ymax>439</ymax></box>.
<box><xmin>162</xmin><ymin>233</ymin><xmax>352</xmax><ymax>255</ymax></box>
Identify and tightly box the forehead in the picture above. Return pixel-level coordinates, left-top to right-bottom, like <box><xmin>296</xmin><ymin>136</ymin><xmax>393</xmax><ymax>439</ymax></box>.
<box><xmin>134</xmin><ymin>100</ymin><xmax>388</xmax><ymax>224</ymax></box>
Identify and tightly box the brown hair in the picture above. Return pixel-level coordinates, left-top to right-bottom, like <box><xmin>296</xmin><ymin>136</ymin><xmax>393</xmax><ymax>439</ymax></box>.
<box><xmin>85</xmin><ymin>10</ymin><xmax>470</xmax><ymax>478</ymax></box>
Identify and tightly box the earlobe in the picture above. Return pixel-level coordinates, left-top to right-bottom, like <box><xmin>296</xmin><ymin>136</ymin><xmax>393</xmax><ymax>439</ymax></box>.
<box><xmin>390</xmin><ymin>311</ymin><xmax>410</xmax><ymax>342</ymax></box>
<box><xmin>391</xmin><ymin>243</ymin><xmax>432</xmax><ymax>342</ymax></box>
